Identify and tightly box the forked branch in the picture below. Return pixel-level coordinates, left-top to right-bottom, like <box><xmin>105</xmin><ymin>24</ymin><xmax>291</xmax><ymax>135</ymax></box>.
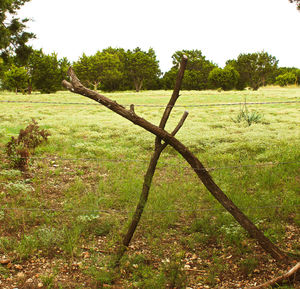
<box><xmin>114</xmin><ymin>56</ymin><xmax>189</xmax><ymax>266</ymax></box>
<box><xmin>62</xmin><ymin>66</ymin><xmax>289</xmax><ymax>263</ymax></box>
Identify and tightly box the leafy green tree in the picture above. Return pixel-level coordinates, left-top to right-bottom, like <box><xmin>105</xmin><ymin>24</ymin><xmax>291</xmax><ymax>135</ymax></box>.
<box><xmin>162</xmin><ymin>67</ymin><xmax>178</xmax><ymax>90</ymax></box>
<box><xmin>275</xmin><ymin>67</ymin><xmax>300</xmax><ymax>85</ymax></box>
<box><xmin>0</xmin><ymin>57</ymin><xmax>5</xmax><ymax>84</ymax></box>
<box><xmin>172</xmin><ymin>50</ymin><xmax>214</xmax><ymax>71</ymax></box>
<box><xmin>101</xmin><ymin>47</ymin><xmax>131</xmax><ymax>91</ymax></box>
<box><xmin>125</xmin><ymin>48</ymin><xmax>161</xmax><ymax>92</ymax></box>
<box><xmin>0</xmin><ymin>0</ymin><xmax>35</xmax><ymax>64</ymax></box>
<box><xmin>275</xmin><ymin>72</ymin><xmax>297</xmax><ymax>86</ymax></box>
<box><xmin>29</xmin><ymin>50</ymin><xmax>69</xmax><ymax>93</ymax></box>
<box><xmin>208</xmin><ymin>66</ymin><xmax>240</xmax><ymax>90</ymax></box>
<box><xmin>163</xmin><ymin>50</ymin><xmax>216</xmax><ymax>90</ymax></box>
<box><xmin>227</xmin><ymin>51</ymin><xmax>278</xmax><ymax>90</ymax></box>
<box><xmin>3</xmin><ymin>65</ymin><xmax>29</xmax><ymax>92</ymax></box>
<box><xmin>73</xmin><ymin>51</ymin><xmax>122</xmax><ymax>91</ymax></box>
<box><xmin>181</xmin><ymin>70</ymin><xmax>208</xmax><ymax>90</ymax></box>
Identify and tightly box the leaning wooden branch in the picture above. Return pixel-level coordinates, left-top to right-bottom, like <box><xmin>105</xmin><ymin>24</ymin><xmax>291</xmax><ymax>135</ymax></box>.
<box><xmin>248</xmin><ymin>262</ymin><xmax>300</xmax><ymax>288</ymax></box>
<box><xmin>62</xmin><ymin>68</ymin><xmax>289</xmax><ymax>262</ymax></box>
<box><xmin>113</xmin><ymin>56</ymin><xmax>188</xmax><ymax>266</ymax></box>
<box><xmin>114</xmin><ymin>111</ymin><xmax>189</xmax><ymax>266</ymax></box>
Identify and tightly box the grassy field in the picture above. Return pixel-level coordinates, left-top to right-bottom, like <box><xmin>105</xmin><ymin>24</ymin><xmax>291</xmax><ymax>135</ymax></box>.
<box><xmin>0</xmin><ymin>87</ymin><xmax>299</xmax><ymax>288</ymax></box>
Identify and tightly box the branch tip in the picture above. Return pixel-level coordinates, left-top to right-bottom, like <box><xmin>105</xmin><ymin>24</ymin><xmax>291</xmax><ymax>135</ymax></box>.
<box><xmin>130</xmin><ymin>104</ymin><xmax>135</xmax><ymax>113</ymax></box>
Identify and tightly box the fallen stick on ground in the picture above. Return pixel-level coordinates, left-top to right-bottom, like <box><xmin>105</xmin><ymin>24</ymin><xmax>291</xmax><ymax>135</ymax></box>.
<box><xmin>248</xmin><ymin>262</ymin><xmax>300</xmax><ymax>288</ymax></box>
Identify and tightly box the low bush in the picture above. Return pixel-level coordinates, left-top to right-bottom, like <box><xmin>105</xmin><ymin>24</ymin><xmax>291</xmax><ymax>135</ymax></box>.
<box><xmin>5</xmin><ymin>119</ymin><xmax>50</xmax><ymax>170</ymax></box>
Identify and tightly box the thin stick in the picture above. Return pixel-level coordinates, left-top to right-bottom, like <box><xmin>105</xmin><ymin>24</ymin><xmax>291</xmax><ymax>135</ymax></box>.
<box><xmin>247</xmin><ymin>262</ymin><xmax>300</xmax><ymax>288</ymax></box>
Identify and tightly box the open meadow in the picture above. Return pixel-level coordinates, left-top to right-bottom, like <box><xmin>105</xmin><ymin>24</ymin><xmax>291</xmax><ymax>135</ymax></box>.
<box><xmin>0</xmin><ymin>87</ymin><xmax>299</xmax><ymax>288</ymax></box>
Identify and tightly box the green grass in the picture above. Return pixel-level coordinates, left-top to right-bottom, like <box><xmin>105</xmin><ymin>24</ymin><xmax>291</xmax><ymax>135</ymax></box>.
<box><xmin>0</xmin><ymin>86</ymin><xmax>299</xmax><ymax>288</ymax></box>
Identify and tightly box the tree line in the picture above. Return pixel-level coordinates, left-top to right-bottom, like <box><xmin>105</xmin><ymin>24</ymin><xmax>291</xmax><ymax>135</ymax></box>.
<box><xmin>1</xmin><ymin>0</ymin><xmax>299</xmax><ymax>94</ymax></box>
<box><xmin>1</xmin><ymin>47</ymin><xmax>299</xmax><ymax>94</ymax></box>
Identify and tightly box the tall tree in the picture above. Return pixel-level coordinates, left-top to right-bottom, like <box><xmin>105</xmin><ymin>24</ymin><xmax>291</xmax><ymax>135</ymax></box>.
<box><xmin>163</xmin><ymin>50</ymin><xmax>216</xmax><ymax>90</ymax></box>
<box><xmin>73</xmin><ymin>51</ymin><xmax>122</xmax><ymax>91</ymax></box>
<box><xmin>0</xmin><ymin>0</ymin><xmax>35</xmax><ymax>64</ymax></box>
<box><xmin>29</xmin><ymin>50</ymin><xmax>69</xmax><ymax>93</ymax></box>
<box><xmin>208</xmin><ymin>66</ymin><xmax>240</xmax><ymax>90</ymax></box>
<box><xmin>3</xmin><ymin>65</ymin><xmax>29</xmax><ymax>93</ymax></box>
<box><xmin>125</xmin><ymin>48</ymin><xmax>161</xmax><ymax>92</ymax></box>
<box><xmin>227</xmin><ymin>51</ymin><xmax>278</xmax><ymax>90</ymax></box>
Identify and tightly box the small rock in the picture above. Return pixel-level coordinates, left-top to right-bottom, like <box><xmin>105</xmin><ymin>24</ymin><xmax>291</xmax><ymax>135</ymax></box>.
<box><xmin>37</xmin><ymin>282</ymin><xmax>43</xmax><ymax>288</ymax></box>
<box><xmin>0</xmin><ymin>259</ymin><xmax>11</xmax><ymax>265</ymax></box>
<box><xmin>26</xmin><ymin>278</ymin><xmax>33</xmax><ymax>283</ymax></box>
<box><xmin>17</xmin><ymin>272</ymin><xmax>25</xmax><ymax>279</ymax></box>
<box><xmin>191</xmin><ymin>253</ymin><xmax>198</xmax><ymax>260</ymax></box>
<box><xmin>82</xmin><ymin>252</ymin><xmax>90</xmax><ymax>259</ymax></box>
<box><xmin>15</xmin><ymin>264</ymin><xmax>23</xmax><ymax>270</ymax></box>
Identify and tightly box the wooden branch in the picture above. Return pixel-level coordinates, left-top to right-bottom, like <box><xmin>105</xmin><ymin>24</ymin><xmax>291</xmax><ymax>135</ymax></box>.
<box><xmin>248</xmin><ymin>262</ymin><xmax>300</xmax><ymax>288</ymax></box>
<box><xmin>113</xmin><ymin>60</ymin><xmax>188</xmax><ymax>267</ymax></box>
<box><xmin>161</xmin><ymin>111</ymin><xmax>189</xmax><ymax>150</ymax></box>
<box><xmin>130</xmin><ymin>104</ymin><xmax>135</xmax><ymax>114</ymax></box>
<box><xmin>62</xmin><ymin>67</ymin><xmax>289</xmax><ymax>263</ymax></box>
<box><xmin>156</xmin><ymin>55</ymin><xmax>188</xmax><ymax>146</ymax></box>
<box><xmin>171</xmin><ymin>111</ymin><xmax>189</xmax><ymax>137</ymax></box>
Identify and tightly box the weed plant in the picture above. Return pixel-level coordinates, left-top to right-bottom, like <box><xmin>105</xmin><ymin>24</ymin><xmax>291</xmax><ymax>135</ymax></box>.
<box><xmin>5</xmin><ymin>118</ymin><xmax>50</xmax><ymax>170</ymax></box>
<box><xmin>232</xmin><ymin>99</ymin><xmax>263</xmax><ymax>126</ymax></box>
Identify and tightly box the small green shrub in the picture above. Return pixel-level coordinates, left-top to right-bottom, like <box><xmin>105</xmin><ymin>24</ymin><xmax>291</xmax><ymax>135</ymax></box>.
<box><xmin>163</xmin><ymin>257</ymin><xmax>187</xmax><ymax>288</ymax></box>
<box><xmin>85</xmin><ymin>266</ymin><xmax>114</xmax><ymax>287</ymax></box>
<box><xmin>0</xmin><ymin>237</ymin><xmax>13</xmax><ymax>253</ymax></box>
<box><xmin>5</xmin><ymin>119</ymin><xmax>50</xmax><ymax>170</ymax></box>
<box><xmin>233</xmin><ymin>100</ymin><xmax>263</xmax><ymax>126</ymax></box>
<box><xmin>239</xmin><ymin>257</ymin><xmax>258</xmax><ymax>276</ymax></box>
<box><xmin>5</xmin><ymin>181</ymin><xmax>34</xmax><ymax>196</ymax></box>
<box><xmin>35</xmin><ymin>226</ymin><xmax>63</xmax><ymax>253</ymax></box>
<box><xmin>40</xmin><ymin>273</ymin><xmax>56</xmax><ymax>289</ymax></box>
<box><xmin>275</xmin><ymin>72</ymin><xmax>297</xmax><ymax>87</ymax></box>
<box><xmin>61</xmin><ymin>225</ymin><xmax>83</xmax><ymax>257</ymax></box>
<box><xmin>15</xmin><ymin>234</ymin><xmax>39</xmax><ymax>260</ymax></box>
<box><xmin>0</xmin><ymin>169</ymin><xmax>22</xmax><ymax>179</ymax></box>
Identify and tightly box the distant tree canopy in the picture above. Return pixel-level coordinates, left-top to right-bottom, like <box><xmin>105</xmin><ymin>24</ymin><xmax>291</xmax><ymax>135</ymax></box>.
<box><xmin>163</xmin><ymin>50</ymin><xmax>216</xmax><ymax>90</ymax></box>
<box><xmin>208</xmin><ymin>66</ymin><xmax>240</xmax><ymax>90</ymax></box>
<box><xmin>73</xmin><ymin>51</ymin><xmax>122</xmax><ymax>91</ymax></box>
<box><xmin>276</xmin><ymin>72</ymin><xmax>297</xmax><ymax>86</ymax></box>
<box><xmin>126</xmin><ymin>47</ymin><xmax>161</xmax><ymax>92</ymax></box>
<box><xmin>226</xmin><ymin>51</ymin><xmax>278</xmax><ymax>90</ymax></box>
<box><xmin>0</xmin><ymin>0</ymin><xmax>34</xmax><ymax>64</ymax></box>
<box><xmin>29</xmin><ymin>50</ymin><xmax>69</xmax><ymax>93</ymax></box>
<box><xmin>289</xmin><ymin>0</ymin><xmax>300</xmax><ymax>10</ymax></box>
<box><xmin>3</xmin><ymin>65</ymin><xmax>29</xmax><ymax>92</ymax></box>
<box><xmin>276</xmin><ymin>67</ymin><xmax>300</xmax><ymax>84</ymax></box>
<box><xmin>73</xmin><ymin>47</ymin><xmax>161</xmax><ymax>92</ymax></box>
<box><xmin>0</xmin><ymin>46</ymin><xmax>299</xmax><ymax>93</ymax></box>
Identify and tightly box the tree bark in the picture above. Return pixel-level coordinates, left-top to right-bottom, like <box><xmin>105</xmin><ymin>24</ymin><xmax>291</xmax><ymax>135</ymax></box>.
<box><xmin>134</xmin><ymin>77</ymin><xmax>142</xmax><ymax>92</ymax></box>
<box><xmin>62</xmin><ymin>67</ymin><xmax>289</xmax><ymax>263</ymax></box>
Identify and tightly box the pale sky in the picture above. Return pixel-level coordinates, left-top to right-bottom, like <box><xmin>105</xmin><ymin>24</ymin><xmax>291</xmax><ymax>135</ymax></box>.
<box><xmin>19</xmin><ymin>0</ymin><xmax>300</xmax><ymax>72</ymax></box>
